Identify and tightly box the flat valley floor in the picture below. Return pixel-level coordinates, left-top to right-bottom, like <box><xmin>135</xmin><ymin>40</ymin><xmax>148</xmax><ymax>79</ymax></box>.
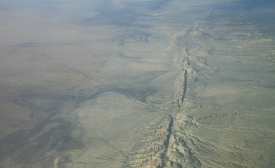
<box><xmin>0</xmin><ymin>0</ymin><xmax>275</xmax><ymax>167</ymax></box>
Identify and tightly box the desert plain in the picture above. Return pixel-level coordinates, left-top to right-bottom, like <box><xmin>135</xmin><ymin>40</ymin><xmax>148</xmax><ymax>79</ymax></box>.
<box><xmin>0</xmin><ymin>0</ymin><xmax>275</xmax><ymax>168</ymax></box>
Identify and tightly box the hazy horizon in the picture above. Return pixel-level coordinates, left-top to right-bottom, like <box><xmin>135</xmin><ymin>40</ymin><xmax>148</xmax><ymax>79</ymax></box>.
<box><xmin>0</xmin><ymin>0</ymin><xmax>275</xmax><ymax>167</ymax></box>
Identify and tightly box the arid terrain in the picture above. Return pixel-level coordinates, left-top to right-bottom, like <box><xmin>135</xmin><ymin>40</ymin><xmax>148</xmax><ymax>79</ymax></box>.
<box><xmin>0</xmin><ymin>0</ymin><xmax>275</xmax><ymax>167</ymax></box>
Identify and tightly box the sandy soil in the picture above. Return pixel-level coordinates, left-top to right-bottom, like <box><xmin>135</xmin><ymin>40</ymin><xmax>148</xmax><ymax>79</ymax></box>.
<box><xmin>0</xmin><ymin>0</ymin><xmax>275</xmax><ymax>168</ymax></box>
